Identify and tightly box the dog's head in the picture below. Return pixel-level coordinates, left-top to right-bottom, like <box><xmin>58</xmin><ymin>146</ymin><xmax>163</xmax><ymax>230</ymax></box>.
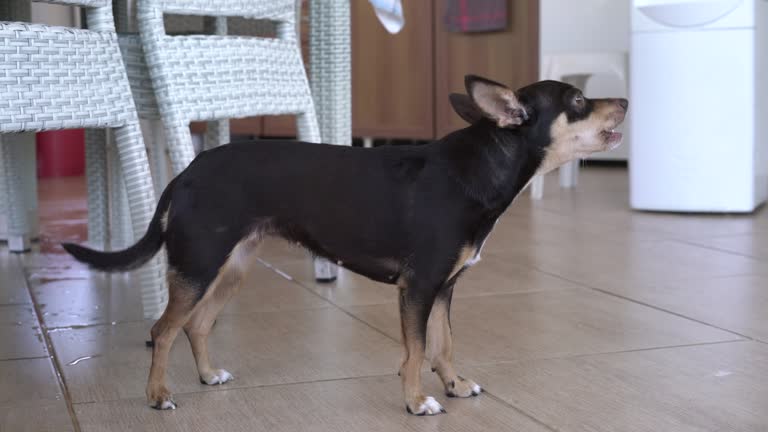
<box><xmin>450</xmin><ymin>75</ymin><xmax>628</xmax><ymax>174</ymax></box>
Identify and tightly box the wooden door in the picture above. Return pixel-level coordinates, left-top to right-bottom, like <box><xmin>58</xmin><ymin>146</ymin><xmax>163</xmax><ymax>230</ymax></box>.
<box><xmin>434</xmin><ymin>1</ymin><xmax>539</xmax><ymax>138</ymax></box>
<box><xmin>351</xmin><ymin>0</ymin><xmax>435</xmax><ymax>139</ymax></box>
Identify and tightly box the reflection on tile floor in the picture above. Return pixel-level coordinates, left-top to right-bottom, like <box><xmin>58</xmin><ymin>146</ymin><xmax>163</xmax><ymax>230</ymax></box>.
<box><xmin>2</xmin><ymin>168</ymin><xmax>768</xmax><ymax>431</ymax></box>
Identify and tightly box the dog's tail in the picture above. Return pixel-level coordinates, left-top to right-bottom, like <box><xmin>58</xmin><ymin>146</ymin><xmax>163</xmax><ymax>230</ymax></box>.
<box><xmin>62</xmin><ymin>178</ymin><xmax>176</xmax><ymax>272</ymax></box>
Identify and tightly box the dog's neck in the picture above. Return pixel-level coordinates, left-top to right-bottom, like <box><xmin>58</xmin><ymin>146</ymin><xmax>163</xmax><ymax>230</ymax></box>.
<box><xmin>438</xmin><ymin>121</ymin><xmax>544</xmax><ymax>212</ymax></box>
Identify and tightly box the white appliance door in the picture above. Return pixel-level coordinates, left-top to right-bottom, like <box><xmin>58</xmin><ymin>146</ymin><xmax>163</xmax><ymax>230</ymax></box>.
<box><xmin>630</xmin><ymin>28</ymin><xmax>755</xmax><ymax>212</ymax></box>
<box><xmin>634</xmin><ymin>0</ymin><xmax>744</xmax><ymax>27</ymax></box>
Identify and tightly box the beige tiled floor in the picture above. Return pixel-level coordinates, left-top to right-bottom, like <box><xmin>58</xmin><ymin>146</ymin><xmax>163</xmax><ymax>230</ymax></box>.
<box><xmin>2</xmin><ymin>168</ymin><xmax>768</xmax><ymax>431</ymax></box>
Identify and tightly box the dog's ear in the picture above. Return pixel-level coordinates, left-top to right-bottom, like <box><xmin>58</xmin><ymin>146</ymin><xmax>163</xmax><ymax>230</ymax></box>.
<box><xmin>449</xmin><ymin>93</ymin><xmax>484</xmax><ymax>124</ymax></box>
<box><xmin>465</xmin><ymin>75</ymin><xmax>528</xmax><ymax>128</ymax></box>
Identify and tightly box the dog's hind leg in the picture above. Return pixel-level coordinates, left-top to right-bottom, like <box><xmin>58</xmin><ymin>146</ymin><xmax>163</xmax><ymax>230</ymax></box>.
<box><xmin>183</xmin><ymin>236</ymin><xmax>259</xmax><ymax>386</ymax></box>
<box><xmin>427</xmin><ymin>280</ymin><xmax>482</xmax><ymax>398</ymax></box>
<box><xmin>146</xmin><ymin>268</ymin><xmax>198</xmax><ymax>409</ymax></box>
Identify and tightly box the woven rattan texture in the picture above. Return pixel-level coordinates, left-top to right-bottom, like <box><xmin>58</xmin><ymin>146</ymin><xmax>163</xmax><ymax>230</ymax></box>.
<box><xmin>0</xmin><ymin>22</ymin><xmax>136</xmax><ymax>132</ymax></box>
<box><xmin>146</xmin><ymin>35</ymin><xmax>315</xmax><ymax>122</ymax></box>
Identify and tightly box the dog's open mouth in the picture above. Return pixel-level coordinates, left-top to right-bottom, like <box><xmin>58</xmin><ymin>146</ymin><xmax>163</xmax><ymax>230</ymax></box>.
<box><xmin>601</xmin><ymin>128</ymin><xmax>623</xmax><ymax>148</ymax></box>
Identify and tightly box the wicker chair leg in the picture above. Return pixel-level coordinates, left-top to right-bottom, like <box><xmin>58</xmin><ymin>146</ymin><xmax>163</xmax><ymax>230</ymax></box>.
<box><xmin>0</xmin><ymin>134</ymin><xmax>36</xmax><ymax>252</ymax></box>
<box><xmin>307</xmin><ymin>0</ymin><xmax>352</xmax><ymax>283</ymax></box>
<box><xmin>143</xmin><ymin>119</ymin><xmax>170</xmax><ymax>195</ymax></box>
<box><xmin>113</xmin><ymin>123</ymin><xmax>166</xmax><ymax>318</ymax></box>
<box><xmin>85</xmin><ymin>129</ymin><xmax>109</xmax><ymax>249</ymax></box>
<box><xmin>204</xmin><ymin>120</ymin><xmax>230</xmax><ymax>151</ymax></box>
<box><xmin>165</xmin><ymin>121</ymin><xmax>197</xmax><ymax>176</ymax></box>
<box><xmin>108</xmin><ymin>137</ymin><xmax>132</xmax><ymax>250</ymax></box>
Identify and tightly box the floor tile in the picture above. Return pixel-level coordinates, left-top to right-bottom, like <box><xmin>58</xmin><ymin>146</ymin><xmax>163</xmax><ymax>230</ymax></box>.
<box><xmin>21</xmin><ymin>251</ymin><xmax>91</xmax><ymax>282</ymax></box>
<box><xmin>265</xmin><ymin>252</ymin><xmax>583</xmax><ymax>308</ymax></box>
<box><xmin>0</xmin><ymin>400</ymin><xmax>74</xmax><ymax>432</ymax></box>
<box><xmin>0</xmin><ymin>358</ymin><xmax>73</xmax><ymax>432</ymax></box>
<box><xmin>0</xmin><ymin>358</ymin><xmax>61</xmax><ymax>404</ymax></box>
<box><xmin>466</xmin><ymin>341</ymin><xmax>768</xmax><ymax>432</ymax></box>
<box><xmin>607</xmin><ymin>275</ymin><xmax>768</xmax><ymax>342</ymax></box>
<box><xmin>75</xmin><ymin>374</ymin><xmax>552</xmax><ymax>432</ymax></box>
<box><xmin>503</xmin><ymin>239</ymin><xmax>768</xmax><ymax>293</ymax></box>
<box><xmin>0</xmin><ymin>304</ymin><xmax>47</xmax><ymax>359</ymax></box>
<box><xmin>6</xmin><ymin>169</ymin><xmax>768</xmax><ymax>430</ymax></box>
<box><xmin>686</xmin><ymin>232</ymin><xmax>768</xmax><ymax>262</ymax></box>
<box><xmin>533</xmin><ymin>167</ymin><xmax>768</xmax><ymax>240</ymax></box>
<box><xmin>0</xmin><ymin>250</ymin><xmax>31</xmax><ymax>305</ymax></box>
<box><xmin>347</xmin><ymin>288</ymin><xmax>741</xmax><ymax>365</ymax></box>
<box><xmin>51</xmin><ymin>308</ymin><xmax>402</xmax><ymax>403</ymax></box>
<box><xmin>30</xmin><ymin>261</ymin><xmax>331</xmax><ymax>329</ymax></box>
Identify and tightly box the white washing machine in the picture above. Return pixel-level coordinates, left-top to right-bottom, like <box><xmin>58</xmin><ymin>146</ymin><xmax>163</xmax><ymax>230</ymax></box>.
<box><xmin>630</xmin><ymin>0</ymin><xmax>768</xmax><ymax>212</ymax></box>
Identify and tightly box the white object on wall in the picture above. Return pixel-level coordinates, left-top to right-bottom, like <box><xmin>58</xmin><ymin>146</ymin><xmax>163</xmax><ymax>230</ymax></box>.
<box><xmin>368</xmin><ymin>0</ymin><xmax>404</xmax><ymax>34</ymax></box>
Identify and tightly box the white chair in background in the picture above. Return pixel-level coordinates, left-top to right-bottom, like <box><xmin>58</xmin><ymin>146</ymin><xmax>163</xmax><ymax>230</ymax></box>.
<box><xmin>0</xmin><ymin>0</ymin><xmax>165</xmax><ymax>317</ymax></box>
<box><xmin>530</xmin><ymin>51</ymin><xmax>628</xmax><ymax>200</ymax></box>
<box><xmin>135</xmin><ymin>0</ymin><xmax>347</xmax><ymax>284</ymax></box>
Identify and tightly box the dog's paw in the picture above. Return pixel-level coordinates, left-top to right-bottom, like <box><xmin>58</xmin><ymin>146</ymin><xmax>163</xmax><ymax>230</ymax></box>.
<box><xmin>445</xmin><ymin>376</ymin><xmax>482</xmax><ymax>398</ymax></box>
<box><xmin>147</xmin><ymin>386</ymin><xmax>176</xmax><ymax>410</ymax></box>
<box><xmin>406</xmin><ymin>396</ymin><xmax>446</xmax><ymax>416</ymax></box>
<box><xmin>200</xmin><ymin>369</ymin><xmax>233</xmax><ymax>385</ymax></box>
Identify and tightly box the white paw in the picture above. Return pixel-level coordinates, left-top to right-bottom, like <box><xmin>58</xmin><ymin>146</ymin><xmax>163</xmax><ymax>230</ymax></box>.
<box><xmin>201</xmin><ymin>369</ymin><xmax>233</xmax><ymax>385</ymax></box>
<box><xmin>410</xmin><ymin>396</ymin><xmax>445</xmax><ymax>416</ymax></box>
<box><xmin>151</xmin><ymin>399</ymin><xmax>176</xmax><ymax>410</ymax></box>
<box><xmin>446</xmin><ymin>377</ymin><xmax>483</xmax><ymax>397</ymax></box>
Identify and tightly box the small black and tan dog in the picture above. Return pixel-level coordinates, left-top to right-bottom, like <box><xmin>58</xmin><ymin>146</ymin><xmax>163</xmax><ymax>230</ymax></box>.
<box><xmin>63</xmin><ymin>75</ymin><xmax>627</xmax><ymax>415</ymax></box>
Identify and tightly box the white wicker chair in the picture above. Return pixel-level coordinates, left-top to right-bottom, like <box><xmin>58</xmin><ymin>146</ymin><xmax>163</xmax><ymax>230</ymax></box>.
<box><xmin>113</xmin><ymin>2</ymin><xmax>238</xmax><ymax>196</ymax></box>
<box><xmin>0</xmin><ymin>0</ymin><xmax>166</xmax><ymax>318</ymax></box>
<box><xmin>137</xmin><ymin>0</ymin><xmax>320</xmax><ymax>173</ymax></box>
<box><xmin>136</xmin><ymin>0</ymin><xmax>346</xmax><ymax>282</ymax></box>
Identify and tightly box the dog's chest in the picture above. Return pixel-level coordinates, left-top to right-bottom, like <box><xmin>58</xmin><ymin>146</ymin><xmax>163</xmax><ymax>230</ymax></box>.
<box><xmin>451</xmin><ymin>219</ymin><xmax>497</xmax><ymax>278</ymax></box>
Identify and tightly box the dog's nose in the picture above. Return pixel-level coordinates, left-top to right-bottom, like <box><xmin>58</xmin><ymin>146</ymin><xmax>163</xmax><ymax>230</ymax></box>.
<box><xmin>617</xmin><ymin>98</ymin><xmax>629</xmax><ymax>111</ymax></box>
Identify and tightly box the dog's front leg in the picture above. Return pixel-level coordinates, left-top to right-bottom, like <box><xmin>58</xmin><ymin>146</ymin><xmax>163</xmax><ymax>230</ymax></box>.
<box><xmin>427</xmin><ymin>281</ymin><xmax>482</xmax><ymax>398</ymax></box>
<box><xmin>398</xmin><ymin>281</ymin><xmax>445</xmax><ymax>416</ymax></box>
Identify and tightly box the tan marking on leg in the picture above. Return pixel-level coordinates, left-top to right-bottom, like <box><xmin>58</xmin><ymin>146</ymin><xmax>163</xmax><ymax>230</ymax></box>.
<box><xmin>183</xmin><ymin>230</ymin><xmax>264</xmax><ymax>385</ymax></box>
<box><xmin>448</xmin><ymin>246</ymin><xmax>477</xmax><ymax>280</ymax></box>
<box><xmin>146</xmin><ymin>268</ymin><xmax>197</xmax><ymax>409</ymax></box>
<box><xmin>426</xmin><ymin>297</ymin><xmax>482</xmax><ymax>398</ymax></box>
<box><xmin>398</xmin><ymin>283</ymin><xmax>444</xmax><ymax>415</ymax></box>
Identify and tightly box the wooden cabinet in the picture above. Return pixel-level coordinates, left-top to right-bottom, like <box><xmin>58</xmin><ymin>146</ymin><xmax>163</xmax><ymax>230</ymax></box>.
<box><xmin>352</xmin><ymin>0</ymin><xmax>539</xmax><ymax>141</ymax></box>
<box><xmin>434</xmin><ymin>1</ymin><xmax>539</xmax><ymax>137</ymax></box>
<box><xmin>351</xmin><ymin>0</ymin><xmax>435</xmax><ymax>139</ymax></box>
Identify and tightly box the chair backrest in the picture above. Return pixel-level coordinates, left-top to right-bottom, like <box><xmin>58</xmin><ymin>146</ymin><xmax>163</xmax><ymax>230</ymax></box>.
<box><xmin>0</xmin><ymin>0</ymin><xmax>141</xmax><ymax>133</ymax></box>
<box><xmin>136</xmin><ymin>0</ymin><xmax>319</xmax><ymax>136</ymax></box>
<box><xmin>541</xmin><ymin>52</ymin><xmax>629</xmax><ymax>86</ymax></box>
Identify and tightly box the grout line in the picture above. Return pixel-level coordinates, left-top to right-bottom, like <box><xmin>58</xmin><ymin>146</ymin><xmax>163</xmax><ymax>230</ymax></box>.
<box><xmin>18</xmin><ymin>256</ymin><xmax>82</xmax><ymax>432</ymax></box>
<box><xmin>256</xmin><ymin>258</ymin><xmax>402</xmax><ymax>345</ymax></box>
<box><xmin>461</xmin><ymin>339</ymin><xmax>750</xmax><ymax>370</ymax></box>
<box><xmin>550</xmin><ymin>338</ymin><xmax>750</xmax><ymax>360</ymax></box>
<box><xmin>0</xmin><ymin>302</ymin><xmax>35</xmax><ymax>307</ymax></box>
<box><xmin>71</xmin><ymin>371</ymin><xmax>400</xmax><ymax>406</ymax></box>
<box><xmin>0</xmin><ymin>355</ymin><xmax>54</xmax><ymax>362</ymax></box>
<box><xmin>675</xmin><ymin>238</ymin><xmax>767</xmax><ymax>262</ymax></box>
<box><xmin>480</xmin><ymin>390</ymin><xmax>560</xmax><ymax>432</ymax></box>
<box><xmin>257</xmin><ymin>258</ymin><xmax>757</xmax><ymax>356</ymax></box>
<box><xmin>529</xmin><ymin>266</ymin><xmax>757</xmax><ymax>341</ymax></box>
